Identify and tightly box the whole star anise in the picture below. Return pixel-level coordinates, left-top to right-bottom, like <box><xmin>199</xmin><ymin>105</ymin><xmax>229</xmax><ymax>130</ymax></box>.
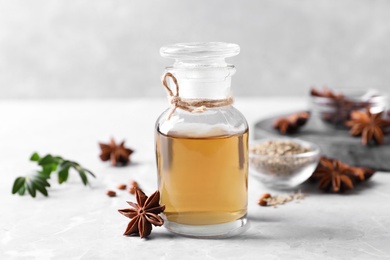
<box><xmin>345</xmin><ymin>108</ymin><xmax>390</xmax><ymax>145</ymax></box>
<box><xmin>273</xmin><ymin>111</ymin><xmax>310</xmax><ymax>134</ymax></box>
<box><xmin>118</xmin><ymin>188</ymin><xmax>165</xmax><ymax>238</ymax></box>
<box><xmin>310</xmin><ymin>157</ymin><xmax>355</xmax><ymax>193</ymax></box>
<box><xmin>310</xmin><ymin>157</ymin><xmax>375</xmax><ymax>193</ymax></box>
<box><xmin>99</xmin><ymin>138</ymin><xmax>134</xmax><ymax>166</ymax></box>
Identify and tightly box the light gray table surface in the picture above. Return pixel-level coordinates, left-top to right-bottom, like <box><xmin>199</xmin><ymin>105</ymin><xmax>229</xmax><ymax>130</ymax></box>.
<box><xmin>1</xmin><ymin>98</ymin><xmax>389</xmax><ymax>260</ymax></box>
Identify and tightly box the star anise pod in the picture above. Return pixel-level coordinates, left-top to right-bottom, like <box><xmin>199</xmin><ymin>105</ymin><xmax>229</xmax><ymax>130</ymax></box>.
<box><xmin>128</xmin><ymin>180</ymin><xmax>141</xmax><ymax>195</ymax></box>
<box><xmin>310</xmin><ymin>87</ymin><xmax>344</xmax><ymax>100</ymax></box>
<box><xmin>345</xmin><ymin>108</ymin><xmax>390</xmax><ymax>145</ymax></box>
<box><xmin>118</xmin><ymin>188</ymin><xmax>165</xmax><ymax>238</ymax></box>
<box><xmin>310</xmin><ymin>157</ymin><xmax>355</xmax><ymax>193</ymax></box>
<box><xmin>350</xmin><ymin>166</ymin><xmax>375</xmax><ymax>182</ymax></box>
<box><xmin>273</xmin><ymin>111</ymin><xmax>310</xmax><ymax>134</ymax></box>
<box><xmin>290</xmin><ymin>111</ymin><xmax>310</xmax><ymax>126</ymax></box>
<box><xmin>99</xmin><ymin>138</ymin><xmax>134</xmax><ymax>166</ymax></box>
<box><xmin>273</xmin><ymin>118</ymin><xmax>296</xmax><ymax>134</ymax></box>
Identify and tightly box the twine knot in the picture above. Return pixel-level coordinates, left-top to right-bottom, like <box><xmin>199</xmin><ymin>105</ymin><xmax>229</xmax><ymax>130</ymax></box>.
<box><xmin>169</xmin><ymin>96</ymin><xmax>181</xmax><ymax>106</ymax></box>
<box><xmin>161</xmin><ymin>72</ymin><xmax>234</xmax><ymax>120</ymax></box>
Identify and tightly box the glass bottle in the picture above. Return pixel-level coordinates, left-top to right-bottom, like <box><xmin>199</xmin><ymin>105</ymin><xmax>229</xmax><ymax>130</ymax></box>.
<box><xmin>155</xmin><ymin>42</ymin><xmax>248</xmax><ymax>238</ymax></box>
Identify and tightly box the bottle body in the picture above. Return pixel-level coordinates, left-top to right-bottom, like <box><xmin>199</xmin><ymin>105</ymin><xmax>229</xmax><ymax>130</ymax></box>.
<box><xmin>155</xmin><ymin>106</ymin><xmax>248</xmax><ymax>237</ymax></box>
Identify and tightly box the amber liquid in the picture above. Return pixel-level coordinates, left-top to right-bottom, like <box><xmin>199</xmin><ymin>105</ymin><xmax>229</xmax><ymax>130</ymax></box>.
<box><xmin>156</xmin><ymin>128</ymin><xmax>248</xmax><ymax>225</ymax></box>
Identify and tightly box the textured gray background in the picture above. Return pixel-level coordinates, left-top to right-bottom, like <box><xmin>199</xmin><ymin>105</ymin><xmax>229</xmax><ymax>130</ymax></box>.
<box><xmin>0</xmin><ymin>0</ymin><xmax>389</xmax><ymax>98</ymax></box>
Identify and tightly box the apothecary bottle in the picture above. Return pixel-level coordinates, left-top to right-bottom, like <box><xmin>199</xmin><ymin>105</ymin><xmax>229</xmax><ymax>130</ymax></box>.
<box><xmin>155</xmin><ymin>42</ymin><xmax>248</xmax><ymax>238</ymax></box>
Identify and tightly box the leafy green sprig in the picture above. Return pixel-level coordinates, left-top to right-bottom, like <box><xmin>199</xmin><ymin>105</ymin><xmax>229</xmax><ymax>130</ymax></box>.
<box><xmin>12</xmin><ymin>152</ymin><xmax>95</xmax><ymax>198</ymax></box>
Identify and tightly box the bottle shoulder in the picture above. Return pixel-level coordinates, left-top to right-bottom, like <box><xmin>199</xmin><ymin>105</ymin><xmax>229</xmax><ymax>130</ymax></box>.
<box><xmin>156</xmin><ymin>106</ymin><xmax>248</xmax><ymax>137</ymax></box>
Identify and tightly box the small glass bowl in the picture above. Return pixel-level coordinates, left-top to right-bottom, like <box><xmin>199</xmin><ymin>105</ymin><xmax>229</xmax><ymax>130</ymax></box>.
<box><xmin>249</xmin><ymin>138</ymin><xmax>320</xmax><ymax>189</ymax></box>
<box><xmin>310</xmin><ymin>88</ymin><xmax>387</xmax><ymax>129</ymax></box>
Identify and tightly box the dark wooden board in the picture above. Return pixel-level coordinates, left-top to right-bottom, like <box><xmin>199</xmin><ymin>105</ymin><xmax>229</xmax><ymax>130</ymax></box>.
<box><xmin>253</xmin><ymin>113</ymin><xmax>390</xmax><ymax>171</ymax></box>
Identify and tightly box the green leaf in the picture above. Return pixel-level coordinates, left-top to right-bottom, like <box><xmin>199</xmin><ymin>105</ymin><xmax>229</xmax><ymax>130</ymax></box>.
<box><xmin>12</xmin><ymin>175</ymin><xmax>50</xmax><ymax>197</ymax></box>
<box><xmin>57</xmin><ymin>161</ymin><xmax>72</xmax><ymax>184</ymax></box>
<box><xmin>84</xmin><ymin>169</ymin><xmax>96</xmax><ymax>178</ymax></box>
<box><xmin>46</xmin><ymin>163</ymin><xmax>58</xmax><ymax>172</ymax></box>
<box><xmin>78</xmin><ymin>169</ymin><xmax>88</xmax><ymax>186</ymax></box>
<box><xmin>59</xmin><ymin>161</ymin><xmax>72</xmax><ymax>169</ymax></box>
<box><xmin>30</xmin><ymin>152</ymin><xmax>40</xmax><ymax>162</ymax></box>
<box><xmin>53</xmin><ymin>156</ymin><xmax>64</xmax><ymax>162</ymax></box>
<box><xmin>38</xmin><ymin>155</ymin><xmax>56</xmax><ymax>166</ymax></box>
<box><xmin>58</xmin><ymin>166</ymin><xmax>70</xmax><ymax>184</ymax></box>
<box><xmin>18</xmin><ymin>185</ymin><xmax>26</xmax><ymax>195</ymax></box>
<box><xmin>68</xmin><ymin>161</ymin><xmax>79</xmax><ymax>169</ymax></box>
<box><xmin>32</xmin><ymin>175</ymin><xmax>51</xmax><ymax>187</ymax></box>
<box><xmin>26</xmin><ymin>180</ymin><xmax>36</xmax><ymax>198</ymax></box>
<box><xmin>12</xmin><ymin>177</ymin><xmax>26</xmax><ymax>194</ymax></box>
<box><xmin>32</xmin><ymin>180</ymin><xmax>48</xmax><ymax>197</ymax></box>
<box><xmin>38</xmin><ymin>154</ymin><xmax>54</xmax><ymax>165</ymax></box>
<box><xmin>39</xmin><ymin>166</ymin><xmax>53</xmax><ymax>178</ymax></box>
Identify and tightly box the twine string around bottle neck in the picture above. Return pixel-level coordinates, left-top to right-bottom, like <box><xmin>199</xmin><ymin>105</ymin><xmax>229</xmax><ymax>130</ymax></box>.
<box><xmin>161</xmin><ymin>72</ymin><xmax>234</xmax><ymax>120</ymax></box>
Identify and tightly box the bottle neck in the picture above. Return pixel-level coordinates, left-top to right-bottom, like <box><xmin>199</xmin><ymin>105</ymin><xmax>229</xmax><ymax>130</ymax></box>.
<box><xmin>166</xmin><ymin>65</ymin><xmax>235</xmax><ymax>99</ymax></box>
<box><xmin>175</xmin><ymin>77</ymin><xmax>232</xmax><ymax>99</ymax></box>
